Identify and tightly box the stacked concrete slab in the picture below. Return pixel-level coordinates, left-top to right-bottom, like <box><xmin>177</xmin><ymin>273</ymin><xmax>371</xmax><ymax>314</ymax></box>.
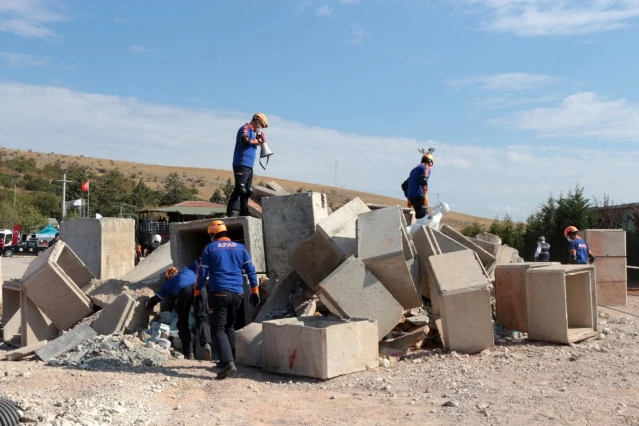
<box><xmin>357</xmin><ymin>206</ymin><xmax>421</xmax><ymax>309</ymax></box>
<box><xmin>526</xmin><ymin>264</ymin><xmax>597</xmax><ymax>344</ymax></box>
<box><xmin>440</xmin><ymin>224</ymin><xmax>496</xmax><ymax>274</ymax></box>
<box><xmin>60</xmin><ymin>218</ymin><xmax>135</xmax><ymax>280</ymax></box>
<box><xmin>262</xmin><ymin>192</ymin><xmax>329</xmax><ymax>280</ymax></box>
<box><xmin>262</xmin><ymin>317</ymin><xmax>378</xmax><ymax>379</ymax></box>
<box><xmin>581</xmin><ymin>229</ymin><xmax>627</xmax><ymax>306</ymax></box>
<box><xmin>169</xmin><ymin>216</ymin><xmax>266</xmax><ymax>272</ymax></box>
<box><xmin>427</xmin><ymin>250</ymin><xmax>494</xmax><ymax>354</ymax></box>
<box><xmin>316</xmin><ymin>197</ymin><xmax>370</xmax><ymax>259</ymax></box>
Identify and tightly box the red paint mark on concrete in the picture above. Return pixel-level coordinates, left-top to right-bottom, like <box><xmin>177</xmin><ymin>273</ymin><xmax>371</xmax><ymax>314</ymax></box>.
<box><xmin>288</xmin><ymin>348</ymin><xmax>297</xmax><ymax>369</ymax></box>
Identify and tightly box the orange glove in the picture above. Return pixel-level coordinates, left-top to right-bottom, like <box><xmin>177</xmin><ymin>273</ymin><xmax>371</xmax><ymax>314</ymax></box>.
<box><xmin>406</xmin><ymin>200</ymin><xmax>412</xmax><ymax>208</ymax></box>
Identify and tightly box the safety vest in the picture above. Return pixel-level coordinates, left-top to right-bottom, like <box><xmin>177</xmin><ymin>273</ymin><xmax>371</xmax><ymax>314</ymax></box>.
<box><xmin>538</xmin><ymin>242</ymin><xmax>550</xmax><ymax>261</ymax></box>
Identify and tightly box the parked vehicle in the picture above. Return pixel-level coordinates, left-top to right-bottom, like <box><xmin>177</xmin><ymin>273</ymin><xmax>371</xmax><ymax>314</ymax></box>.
<box><xmin>3</xmin><ymin>240</ymin><xmax>48</xmax><ymax>257</ymax></box>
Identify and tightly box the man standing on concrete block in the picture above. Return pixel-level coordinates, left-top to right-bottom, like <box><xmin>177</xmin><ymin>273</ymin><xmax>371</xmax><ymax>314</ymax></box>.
<box><xmin>145</xmin><ymin>262</ymin><xmax>200</xmax><ymax>360</ymax></box>
<box><xmin>564</xmin><ymin>226</ymin><xmax>595</xmax><ymax>265</ymax></box>
<box><xmin>196</xmin><ymin>220</ymin><xmax>260</xmax><ymax>379</ymax></box>
<box><xmin>534</xmin><ymin>236</ymin><xmax>551</xmax><ymax>262</ymax></box>
<box><xmin>402</xmin><ymin>149</ymin><xmax>434</xmax><ymax>219</ymax></box>
<box><xmin>226</xmin><ymin>113</ymin><xmax>269</xmax><ymax>217</ymax></box>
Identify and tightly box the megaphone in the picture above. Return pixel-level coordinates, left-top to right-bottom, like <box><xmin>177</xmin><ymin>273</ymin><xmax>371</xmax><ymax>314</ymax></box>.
<box><xmin>259</xmin><ymin>142</ymin><xmax>274</xmax><ymax>170</ymax></box>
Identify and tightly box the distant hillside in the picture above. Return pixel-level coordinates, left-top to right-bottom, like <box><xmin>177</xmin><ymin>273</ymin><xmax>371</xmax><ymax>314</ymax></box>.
<box><xmin>0</xmin><ymin>148</ymin><xmax>493</xmax><ymax>229</ymax></box>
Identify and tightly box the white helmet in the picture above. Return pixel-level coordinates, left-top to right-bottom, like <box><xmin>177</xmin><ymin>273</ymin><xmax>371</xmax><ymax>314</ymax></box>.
<box><xmin>152</xmin><ymin>234</ymin><xmax>162</xmax><ymax>244</ymax></box>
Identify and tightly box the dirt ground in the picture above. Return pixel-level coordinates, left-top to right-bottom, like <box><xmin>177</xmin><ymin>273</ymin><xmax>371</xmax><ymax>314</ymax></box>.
<box><xmin>2</xmin><ymin>295</ymin><xmax>639</xmax><ymax>426</ymax></box>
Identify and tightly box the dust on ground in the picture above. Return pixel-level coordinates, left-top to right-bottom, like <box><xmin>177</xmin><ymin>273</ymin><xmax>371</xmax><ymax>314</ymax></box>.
<box><xmin>3</xmin><ymin>296</ymin><xmax>639</xmax><ymax>425</ymax></box>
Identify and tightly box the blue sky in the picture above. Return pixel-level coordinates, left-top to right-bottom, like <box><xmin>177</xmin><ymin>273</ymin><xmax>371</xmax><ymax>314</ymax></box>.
<box><xmin>1</xmin><ymin>0</ymin><xmax>639</xmax><ymax>220</ymax></box>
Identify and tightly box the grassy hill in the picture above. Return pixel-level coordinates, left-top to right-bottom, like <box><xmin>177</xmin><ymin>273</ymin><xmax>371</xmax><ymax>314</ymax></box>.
<box><xmin>0</xmin><ymin>148</ymin><xmax>492</xmax><ymax>229</ymax></box>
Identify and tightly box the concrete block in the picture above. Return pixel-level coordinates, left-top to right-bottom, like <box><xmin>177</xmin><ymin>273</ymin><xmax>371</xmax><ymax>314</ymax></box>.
<box><xmin>289</xmin><ymin>232</ymin><xmax>344</xmax><ymax>291</ymax></box>
<box><xmin>468</xmin><ymin>237</ymin><xmax>499</xmax><ymax>257</ymax></box>
<box><xmin>236</xmin><ymin>322</ymin><xmax>263</xmax><ymax>368</ymax></box>
<box><xmin>254</xmin><ymin>271</ymin><xmax>302</xmax><ymax>323</ymax></box>
<box><xmin>252</xmin><ymin>185</ymin><xmax>280</xmax><ymax>201</ymax></box>
<box><xmin>440</xmin><ymin>224</ymin><xmax>496</xmax><ymax>269</ymax></box>
<box><xmin>366</xmin><ymin>203</ymin><xmax>413</xmax><ymax>227</ymax></box>
<box><xmin>433</xmin><ymin>229</ymin><xmax>469</xmax><ymax>254</ymax></box>
<box><xmin>592</xmin><ymin>257</ymin><xmax>626</xmax><ymax>283</ymax></box>
<box><xmin>4</xmin><ymin>341</ymin><xmax>47</xmax><ymax>361</ymax></box>
<box><xmin>265</xmin><ymin>181</ymin><xmax>289</xmax><ymax>195</ymax></box>
<box><xmin>411</xmin><ymin>226</ymin><xmax>441</xmax><ymax>299</ymax></box>
<box><xmin>317</xmin><ymin>256</ymin><xmax>403</xmax><ymax>340</ymax></box>
<box><xmin>20</xmin><ymin>242</ymin><xmax>93</xmax><ymax>331</ymax></box>
<box><xmin>379</xmin><ymin>326</ymin><xmax>429</xmax><ymax>352</ymax></box>
<box><xmin>248</xmin><ymin>199</ymin><xmax>262</xmax><ymax>219</ymax></box>
<box><xmin>60</xmin><ymin>218</ymin><xmax>135</xmax><ymax>280</ymax></box>
<box><xmin>596</xmin><ymin>281</ymin><xmax>627</xmax><ymax>306</ymax></box>
<box><xmin>526</xmin><ymin>265</ymin><xmax>597</xmax><ymax>344</ymax></box>
<box><xmin>169</xmin><ymin>216</ymin><xmax>265</xmax><ymax>272</ymax></box>
<box><xmin>1</xmin><ymin>281</ymin><xmax>22</xmax><ymax>346</ymax></box>
<box><xmin>36</xmin><ymin>323</ymin><xmax>97</xmax><ymax>361</ymax></box>
<box><xmin>262</xmin><ymin>192</ymin><xmax>329</xmax><ymax>280</ymax></box>
<box><xmin>427</xmin><ymin>250</ymin><xmax>493</xmax><ymax>354</ymax></box>
<box><xmin>494</xmin><ymin>262</ymin><xmax>557</xmax><ymax>332</ymax></box>
<box><xmin>91</xmin><ymin>293</ymin><xmax>136</xmax><ymax>335</ymax></box>
<box><xmin>316</xmin><ymin>197</ymin><xmax>370</xmax><ymax>258</ymax></box>
<box><xmin>21</xmin><ymin>292</ymin><xmax>59</xmax><ymax>347</ymax></box>
<box><xmin>121</xmin><ymin>242</ymin><xmax>172</xmax><ymax>284</ymax></box>
<box><xmin>357</xmin><ymin>207</ymin><xmax>421</xmax><ymax>309</ymax></box>
<box><xmin>262</xmin><ymin>316</ymin><xmax>378</xmax><ymax>379</ymax></box>
<box><xmin>582</xmin><ymin>229</ymin><xmax>626</xmax><ymax>257</ymax></box>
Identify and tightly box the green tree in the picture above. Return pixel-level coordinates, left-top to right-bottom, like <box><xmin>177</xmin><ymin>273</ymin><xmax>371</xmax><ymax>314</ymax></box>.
<box><xmin>32</xmin><ymin>192</ymin><xmax>61</xmax><ymax>218</ymax></box>
<box><xmin>209</xmin><ymin>189</ymin><xmax>226</xmax><ymax>204</ymax></box>
<box><xmin>17</xmin><ymin>203</ymin><xmax>47</xmax><ymax>233</ymax></box>
<box><xmin>0</xmin><ymin>202</ymin><xmax>19</xmax><ymax>229</ymax></box>
<box><xmin>592</xmin><ymin>194</ymin><xmax>625</xmax><ymax>230</ymax></box>
<box><xmin>221</xmin><ymin>178</ymin><xmax>234</xmax><ymax>200</ymax></box>
<box><xmin>461</xmin><ymin>221</ymin><xmax>486</xmax><ymax>238</ymax></box>
<box><xmin>161</xmin><ymin>173</ymin><xmax>197</xmax><ymax>206</ymax></box>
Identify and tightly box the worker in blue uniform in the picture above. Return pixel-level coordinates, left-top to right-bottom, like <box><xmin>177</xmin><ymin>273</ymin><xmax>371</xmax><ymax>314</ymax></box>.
<box><xmin>195</xmin><ymin>219</ymin><xmax>260</xmax><ymax>379</ymax></box>
<box><xmin>564</xmin><ymin>226</ymin><xmax>596</xmax><ymax>264</ymax></box>
<box><xmin>145</xmin><ymin>261</ymin><xmax>200</xmax><ymax>359</ymax></box>
<box><xmin>403</xmin><ymin>150</ymin><xmax>434</xmax><ymax>219</ymax></box>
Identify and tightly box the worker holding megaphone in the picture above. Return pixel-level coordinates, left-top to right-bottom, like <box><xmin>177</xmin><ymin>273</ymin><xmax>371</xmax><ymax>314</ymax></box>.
<box><xmin>226</xmin><ymin>112</ymin><xmax>274</xmax><ymax>217</ymax></box>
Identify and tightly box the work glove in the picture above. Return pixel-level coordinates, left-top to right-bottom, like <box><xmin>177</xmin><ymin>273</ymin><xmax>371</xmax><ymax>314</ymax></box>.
<box><xmin>144</xmin><ymin>295</ymin><xmax>160</xmax><ymax>311</ymax></box>
<box><xmin>256</xmin><ymin>132</ymin><xmax>266</xmax><ymax>144</ymax></box>
<box><xmin>250</xmin><ymin>293</ymin><xmax>260</xmax><ymax>307</ymax></box>
<box><xmin>589</xmin><ymin>254</ymin><xmax>596</xmax><ymax>264</ymax></box>
<box><xmin>569</xmin><ymin>255</ymin><xmax>577</xmax><ymax>264</ymax></box>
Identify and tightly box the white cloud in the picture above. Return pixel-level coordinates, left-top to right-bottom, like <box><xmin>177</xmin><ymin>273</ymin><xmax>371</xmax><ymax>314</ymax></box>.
<box><xmin>129</xmin><ymin>45</ymin><xmax>153</xmax><ymax>54</ymax></box>
<box><xmin>450</xmin><ymin>73</ymin><xmax>558</xmax><ymax>91</ymax></box>
<box><xmin>0</xmin><ymin>82</ymin><xmax>638</xmax><ymax>219</ymax></box>
<box><xmin>474</xmin><ymin>95</ymin><xmax>560</xmax><ymax>110</ymax></box>
<box><xmin>339</xmin><ymin>0</ymin><xmax>361</xmax><ymax>4</ymax></box>
<box><xmin>496</xmin><ymin>92</ymin><xmax>639</xmax><ymax>142</ymax></box>
<box><xmin>464</xmin><ymin>0</ymin><xmax>639</xmax><ymax>36</ymax></box>
<box><xmin>0</xmin><ymin>0</ymin><xmax>66</xmax><ymax>38</ymax></box>
<box><xmin>349</xmin><ymin>24</ymin><xmax>370</xmax><ymax>45</ymax></box>
<box><xmin>316</xmin><ymin>4</ymin><xmax>334</xmax><ymax>17</ymax></box>
<box><xmin>0</xmin><ymin>51</ymin><xmax>50</xmax><ymax>67</ymax></box>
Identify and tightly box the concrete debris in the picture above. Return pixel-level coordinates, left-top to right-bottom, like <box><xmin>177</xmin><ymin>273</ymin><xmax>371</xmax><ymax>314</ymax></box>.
<box><xmin>475</xmin><ymin>233</ymin><xmax>502</xmax><ymax>245</ymax></box>
<box><xmin>265</xmin><ymin>181</ymin><xmax>289</xmax><ymax>195</ymax></box>
<box><xmin>1</xmin><ymin>281</ymin><xmax>22</xmax><ymax>346</ymax></box>
<box><xmin>120</xmin><ymin>242</ymin><xmax>172</xmax><ymax>285</ymax></box>
<box><xmin>440</xmin><ymin>224</ymin><xmax>496</xmax><ymax>273</ymax></box>
<box><xmin>36</xmin><ymin>324</ymin><xmax>98</xmax><ymax>361</ymax></box>
<box><xmin>91</xmin><ymin>293</ymin><xmax>136</xmax><ymax>335</ymax></box>
<box><xmin>380</xmin><ymin>326</ymin><xmax>429</xmax><ymax>352</ymax></box>
<box><xmin>4</xmin><ymin>341</ymin><xmax>47</xmax><ymax>361</ymax></box>
<box><xmin>236</xmin><ymin>323</ymin><xmax>264</xmax><ymax>368</ymax></box>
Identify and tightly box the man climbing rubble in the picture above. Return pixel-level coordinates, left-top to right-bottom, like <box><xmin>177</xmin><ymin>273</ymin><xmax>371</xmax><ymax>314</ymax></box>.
<box><xmin>196</xmin><ymin>219</ymin><xmax>260</xmax><ymax>379</ymax></box>
<box><xmin>226</xmin><ymin>112</ymin><xmax>269</xmax><ymax>217</ymax></box>
<box><xmin>534</xmin><ymin>236</ymin><xmax>551</xmax><ymax>262</ymax></box>
<box><xmin>564</xmin><ymin>226</ymin><xmax>595</xmax><ymax>265</ymax></box>
<box><xmin>402</xmin><ymin>148</ymin><xmax>434</xmax><ymax>219</ymax></box>
<box><xmin>144</xmin><ymin>262</ymin><xmax>199</xmax><ymax>359</ymax></box>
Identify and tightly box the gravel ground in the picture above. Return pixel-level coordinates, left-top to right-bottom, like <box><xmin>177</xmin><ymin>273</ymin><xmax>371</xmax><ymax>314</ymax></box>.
<box><xmin>2</xmin><ymin>297</ymin><xmax>639</xmax><ymax>425</ymax></box>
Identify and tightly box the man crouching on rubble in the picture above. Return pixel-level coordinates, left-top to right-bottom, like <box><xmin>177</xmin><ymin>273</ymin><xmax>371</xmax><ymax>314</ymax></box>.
<box><xmin>195</xmin><ymin>219</ymin><xmax>260</xmax><ymax>380</ymax></box>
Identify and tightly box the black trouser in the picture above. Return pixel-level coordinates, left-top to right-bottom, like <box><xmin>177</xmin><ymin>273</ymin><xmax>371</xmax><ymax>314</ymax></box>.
<box><xmin>226</xmin><ymin>166</ymin><xmax>254</xmax><ymax>216</ymax></box>
<box><xmin>409</xmin><ymin>196</ymin><xmax>428</xmax><ymax>219</ymax></box>
<box><xmin>195</xmin><ymin>286</ymin><xmax>212</xmax><ymax>347</ymax></box>
<box><xmin>209</xmin><ymin>289</ymin><xmax>243</xmax><ymax>364</ymax></box>
<box><xmin>176</xmin><ymin>285</ymin><xmax>194</xmax><ymax>356</ymax></box>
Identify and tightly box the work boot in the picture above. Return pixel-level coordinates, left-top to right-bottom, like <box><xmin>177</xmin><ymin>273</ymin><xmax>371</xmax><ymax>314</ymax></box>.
<box><xmin>185</xmin><ymin>352</ymin><xmax>195</xmax><ymax>360</ymax></box>
<box><xmin>239</xmin><ymin>211</ymin><xmax>250</xmax><ymax>217</ymax></box>
<box><xmin>216</xmin><ymin>361</ymin><xmax>237</xmax><ymax>380</ymax></box>
<box><xmin>202</xmin><ymin>344</ymin><xmax>212</xmax><ymax>361</ymax></box>
<box><xmin>227</xmin><ymin>211</ymin><xmax>240</xmax><ymax>218</ymax></box>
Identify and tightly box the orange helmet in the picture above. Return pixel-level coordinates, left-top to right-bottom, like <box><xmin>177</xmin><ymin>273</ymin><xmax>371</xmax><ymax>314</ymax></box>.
<box><xmin>252</xmin><ymin>113</ymin><xmax>268</xmax><ymax>128</ymax></box>
<box><xmin>564</xmin><ymin>226</ymin><xmax>579</xmax><ymax>239</ymax></box>
<box><xmin>422</xmin><ymin>153</ymin><xmax>434</xmax><ymax>166</ymax></box>
<box><xmin>165</xmin><ymin>267</ymin><xmax>179</xmax><ymax>280</ymax></box>
<box><xmin>208</xmin><ymin>220</ymin><xmax>227</xmax><ymax>235</ymax></box>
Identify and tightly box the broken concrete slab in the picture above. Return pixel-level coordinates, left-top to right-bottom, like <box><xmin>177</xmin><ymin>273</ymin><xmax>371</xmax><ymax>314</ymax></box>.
<box><xmin>439</xmin><ymin>224</ymin><xmax>496</xmax><ymax>270</ymax></box>
<box><xmin>427</xmin><ymin>250</ymin><xmax>494</xmax><ymax>354</ymax></box>
<box><xmin>36</xmin><ymin>323</ymin><xmax>97</xmax><ymax>361</ymax></box>
<box><xmin>21</xmin><ymin>292</ymin><xmax>59</xmax><ymax>347</ymax></box>
<box><xmin>121</xmin><ymin>242</ymin><xmax>172</xmax><ymax>284</ymax></box>
<box><xmin>582</xmin><ymin>229</ymin><xmax>626</xmax><ymax>257</ymax></box>
<box><xmin>262</xmin><ymin>192</ymin><xmax>329</xmax><ymax>280</ymax></box>
<box><xmin>494</xmin><ymin>262</ymin><xmax>557</xmax><ymax>332</ymax></box>
<box><xmin>295</xmin><ymin>298</ymin><xmax>317</xmax><ymax>317</ymax></box>
<box><xmin>289</xmin><ymin>232</ymin><xmax>344</xmax><ymax>291</ymax></box>
<box><xmin>317</xmin><ymin>256</ymin><xmax>403</xmax><ymax>340</ymax></box>
<box><xmin>91</xmin><ymin>293</ymin><xmax>136</xmax><ymax>335</ymax></box>
<box><xmin>60</xmin><ymin>218</ymin><xmax>135</xmax><ymax>280</ymax></box>
<box><xmin>236</xmin><ymin>322</ymin><xmax>263</xmax><ymax>368</ymax></box>
<box><xmin>316</xmin><ymin>197</ymin><xmax>370</xmax><ymax>258</ymax></box>
<box><xmin>526</xmin><ymin>265</ymin><xmax>597</xmax><ymax>344</ymax></box>
<box><xmin>1</xmin><ymin>281</ymin><xmax>21</xmax><ymax>346</ymax></box>
<box><xmin>254</xmin><ymin>271</ymin><xmax>302</xmax><ymax>323</ymax></box>
<box><xmin>265</xmin><ymin>181</ymin><xmax>289</xmax><ymax>195</ymax></box>
<box><xmin>169</xmin><ymin>216</ymin><xmax>265</xmax><ymax>272</ymax></box>
<box><xmin>357</xmin><ymin>207</ymin><xmax>421</xmax><ymax>309</ymax></box>
<box><xmin>4</xmin><ymin>341</ymin><xmax>47</xmax><ymax>361</ymax></box>
<box><xmin>379</xmin><ymin>326</ymin><xmax>429</xmax><ymax>352</ymax></box>
<box><xmin>20</xmin><ymin>241</ymin><xmax>93</xmax><ymax>331</ymax></box>
<box><xmin>262</xmin><ymin>316</ymin><xmax>378</xmax><ymax>379</ymax></box>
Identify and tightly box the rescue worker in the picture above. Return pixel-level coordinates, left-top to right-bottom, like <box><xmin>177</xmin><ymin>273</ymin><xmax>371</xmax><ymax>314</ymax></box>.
<box><xmin>564</xmin><ymin>226</ymin><xmax>596</xmax><ymax>264</ymax></box>
<box><xmin>534</xmin><ymin>236</ymin><xmax>551</xmax><ymax>262</ymax></box>
<box><xmin>404</xmin><ymin>151</ymin><xmax>434</xmax><ymax>219</ymax></box>
<box><xmin>195</xmin><ymin>219</ymin><xmax>259</xmax><ymax>379</ymax></box>
<box><xmin>144</xmin><ymin>261</ymin><xmax>199</xmax><ymax>359</ymax></box>
<box><xmin>48</xmin><ymin>233</ymin><xmax>60</xmax><ymax>248</ymax></box>
<box><xmin>226</xmin><ymin>113</ymin><xmax>269</xmax><ymax>217</ymax></box>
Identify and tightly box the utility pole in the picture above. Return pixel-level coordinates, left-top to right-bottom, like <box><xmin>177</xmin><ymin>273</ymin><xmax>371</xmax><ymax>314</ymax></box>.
<box><xmin>12</xmin><ymin>175</ymin><xmax>18</xmax><ymax>208</ymax></box>
<box><xmin>435</xmin><ymin>193</ymin><xmax>442</xmax><ymax>203</ymax></box>
<box><xmin>334</xmin><ymin>161</ymin><xmax>338</xmax><ymax>188</ymax></box>
<box><xmin>57</xmin><ymin>170</ymin><xmax>72</xmax><ymax>220</ymax></box>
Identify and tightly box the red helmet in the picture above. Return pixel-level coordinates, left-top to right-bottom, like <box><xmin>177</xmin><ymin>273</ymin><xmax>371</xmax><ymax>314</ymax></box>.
<box><xmin>564</xmin><ymin>226</ymin><xmax>579</xmax><ymax>239</ymax></box>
